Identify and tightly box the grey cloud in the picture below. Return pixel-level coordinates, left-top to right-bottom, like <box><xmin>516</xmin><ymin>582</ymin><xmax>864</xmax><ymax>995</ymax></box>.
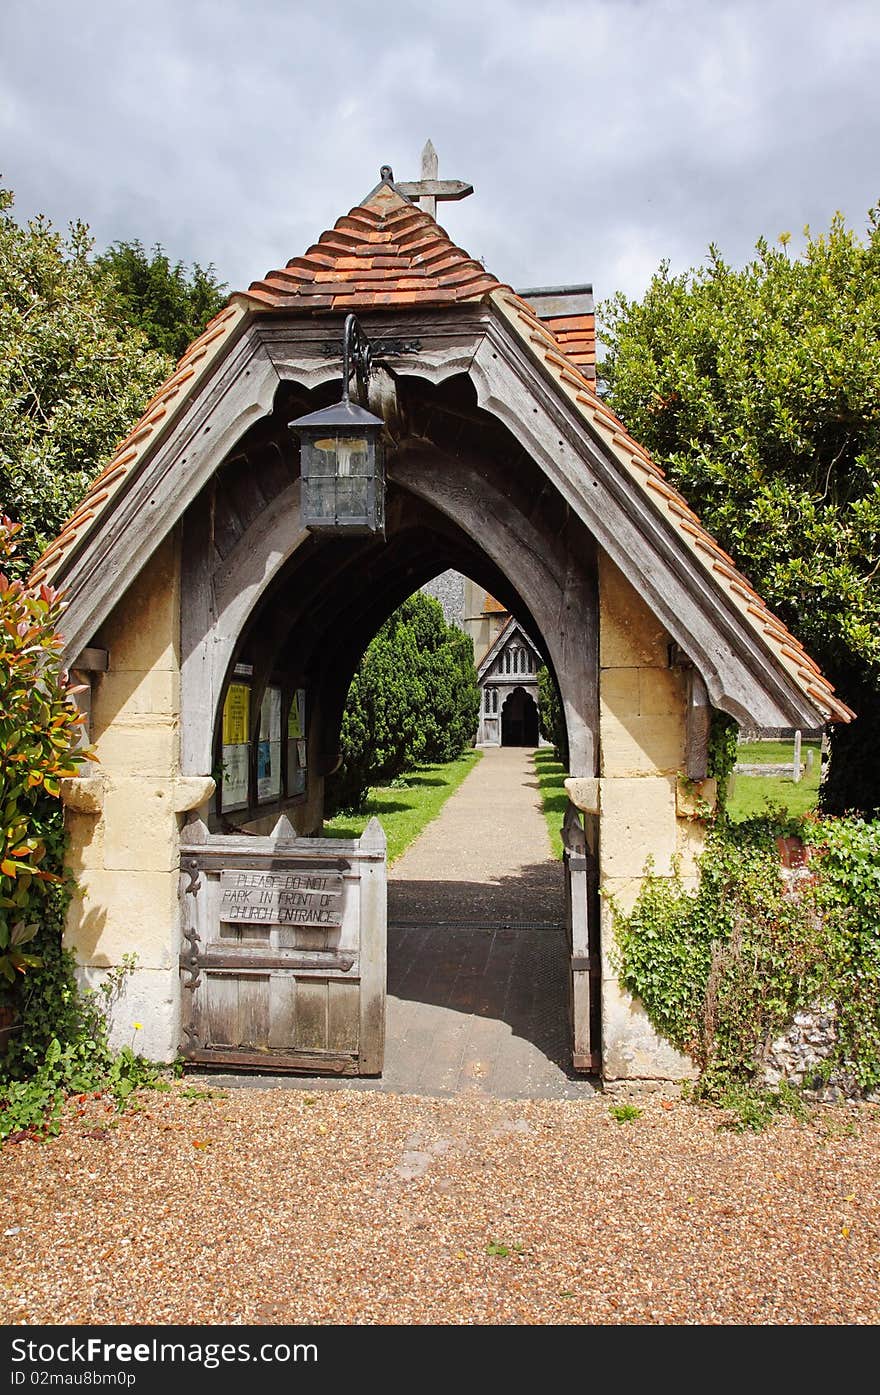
<box><xmin>0</xmin><ymin>0</ymin><xmax>877</xmax><ymax>306</ymax></box>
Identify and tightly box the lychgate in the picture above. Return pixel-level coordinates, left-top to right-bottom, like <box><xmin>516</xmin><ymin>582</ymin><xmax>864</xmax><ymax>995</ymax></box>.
<box><xmin>35</xmin><ymin>158</ymin><xmax>852</xmax><ymax>1088</ymax></box>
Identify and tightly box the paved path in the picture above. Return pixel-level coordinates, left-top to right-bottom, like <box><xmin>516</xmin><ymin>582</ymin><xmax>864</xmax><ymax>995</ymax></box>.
<box><xmin>384</xmin><ymin>747</ymin><xmax>593</xmax><ymax>1099</ymax></box>
<box><xmin>387</xmin><ymin>746</ymin><xmax>563</xmax><ymax>925</ymax></box>
<box><xmin>202</xmin><ymin>748</ymin><xmax>596</xmax><ymax>1101</ymax></box>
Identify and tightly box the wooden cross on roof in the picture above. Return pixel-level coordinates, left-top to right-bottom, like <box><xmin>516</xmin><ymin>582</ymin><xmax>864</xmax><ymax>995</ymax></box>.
<box><xmin>395</xmin><ymin>140</ymin><xmax>473</xmax><ymax>219</ymax></box>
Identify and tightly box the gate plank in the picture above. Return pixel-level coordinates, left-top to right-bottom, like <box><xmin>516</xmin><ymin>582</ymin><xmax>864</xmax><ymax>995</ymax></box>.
<box><xmin>357</xmin><ymin>817</ymin><xmax>387</xmax><ymax>1074</ymax></box>
<box><xmin>295</xmin><ymin>978</ymin><xmax>329</xmax><ymax>1050</ymax></box>
<box><xmin>563</xmin><ymin>803</ymin><xmax>595</xmax><ymax>1071</ymax></box>
<box><xmin>206</xmin><ymin>973</ymin><xmax>240</xmax><ymax>1046</ymax></box>
<box><xmin>328</xmin><ymin>980</ymin><xmax>360</xmax><ymax>1052</ymax></box>
<box><xmin>238</xmin><ymin>973</ymin><xmax>271</xmax><ymax>1048</ymax></box>
<box><xmin>268</xmin><ymin>974</ymin><xmax>298</xmax><ymax>1049</ymax></box>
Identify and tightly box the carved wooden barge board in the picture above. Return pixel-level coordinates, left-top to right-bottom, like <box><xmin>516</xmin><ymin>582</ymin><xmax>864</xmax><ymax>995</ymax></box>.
<box><xmin>46</xmin><ymin>304</ymin><xmax>830</xmax><ymax>732</ymax></box>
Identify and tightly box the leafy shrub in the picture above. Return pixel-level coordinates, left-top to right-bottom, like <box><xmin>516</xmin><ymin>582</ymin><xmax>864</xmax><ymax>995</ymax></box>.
<box><xmin>1</xmin><ymin>804</ymin><xmax>79</xmax><ymax>1076</ymax></box>
<box><xmin>95</xmin><ymin>238</ymin><xmax>227</xmax><ymax>360</ymax></box>
<box><xmin>0</xmin><ymin>517</ymin><xmax>94</xmax><ymax>997</ymax></box>
<box><xmin>715</xmin><ymin>1079</ymin><xmax>809</xmax><ymax>1134</ymax></box>
<box><xmin>537</xmin><ymin>665</ymin><xmax>568</xmax><ymax>767</ymax></box>
<box><xmin>0</xmin><ymin>187</ymin><xmax>170</xmax><ymax>570</ymax></box>
<box><xmin>327</xmin><ymin>593</ymin><xmax>479</xmax><ymax>813</ymax></box>
<box><xmin>599</xmin><ymin>205</ymin><xmax>880</xmax><ymax>817</ymax></box>
<box><xmin>811</xmin><ymin>815</ymin><xmax>880</xmax><ymax>1091</ymax></box>
<box><xmin>707</xmin><ymin>710</ymin><xmax>739</xmax><ymax>813</ymax></box>
<box><xmin>0</xmin><ymin>957</ymin><xmax>171</xmax><ymax>1143</ymax></box>
<box><xmin>400</xmin><ymin>597</ymin><xmax>479</xmax><ymax>766</ymax></box>
<box><xmin>0</xmin><ymin>521</ymin><xmax>172</xmax><ymax>1139</ymax></box>
<box><xmin>609</xmin><ymin>811</ymin><xmax>880</xmax><ymax>1100</ymax></box>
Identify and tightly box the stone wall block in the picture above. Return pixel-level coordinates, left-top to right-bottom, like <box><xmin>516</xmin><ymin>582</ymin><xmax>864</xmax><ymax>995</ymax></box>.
<box><xmin>93</xmin><ymin>668</ymin><xmax>181</xmax><ymax>723</ymax></box>
<box><xmin>599</xmin><ymin>555</ymin><xmax>670</xmax><ymax>669</ymax></box>
<box><xmin>63</xmin><ymin>806</ymin><xmax>105</xmax><ymax>873</ymax></box>
<box><xmin>638</xmin><ymin>666</ymin><xmax>684</xmax><ymax>716</ymax></box>
<box><xmin>598</xmin><ymin>875</ymin><xmax>650</xmax><ymax>929</ymax></box>
<box><xmin>602</xmin><ymin>981</ymin><xmax>697</xmax><ymax>1083</ymax></box>
<box><xmin>600</xmin><ymin>713</ymin><xmax>685</xmax><ymax>776</ymax></box>
<box><xmin>599</xmin><ymin>884</ymin><xmax>696</xmax><ymax>1082</ymax></box>
<box><xmin>92</xmin><ymin>534</ymin><xmax>180</xmax><ymax>673</ymax></box>
<box><xmin>76</xmin><ymin>964</ymin><xmax>180</xmax><ymax>1063</ymax></box>
<box><xmin>675</xmin><ymin>776</ymin><xmax>718</xmax><ymax>819</ymax></box>
<box><xmin>599</xmin><ymin>776</ymin><xmax>677</xmax><ymax>878</ymax></box>
<box><xmin>66</xmin><ymin>869</ymin><xmax>178</xmax><ymax>971</ymax></box>
<box><xmin>600</xmin><ymin>666</ymin><xmax>641</xmax><ymax>714</ymax></box>
<box><xmin>102</xmin><ymin>780</ymin><xmax>180</xmax><ymax>872</ymax></box>
<box><xmin>90</xmin><ymin>718</ymin><xmax>180</xmax><ymax>778</ymax></box>
<box><xmin>59</xmin><ymin>776</ymin><xmax>105</xmax><ymax>813</ymax></box>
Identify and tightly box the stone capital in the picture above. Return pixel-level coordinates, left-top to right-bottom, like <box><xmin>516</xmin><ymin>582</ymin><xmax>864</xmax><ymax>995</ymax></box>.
<box><xmin>59</xmin><ymin>776</ymin><xmax>105</xmax><ymax>813</ymax></box>
<box><xmin>172</xmin><ymin>776</ymin><xmax>217</xmax><ymax>814</ymax></box>
<box><xmin>564</xmin><ymin>776</ymin><xmax>600</xmax><ymax>814</ymax></box>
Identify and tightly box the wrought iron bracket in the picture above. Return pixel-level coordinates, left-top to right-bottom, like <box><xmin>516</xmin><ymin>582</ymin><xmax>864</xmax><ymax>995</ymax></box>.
<box><xmin>180</xmin><ymin>922</ymin><xmax>202</xmax><ymax>991</ymax></box>
<box><xmin>342</xmin><ymin>313</ymin><xmax>371</xmax><ymax>406</ymax></box>
<box><xmin>321</xmin><ymin>335</ymin><xmax>422</xmax><ymax>365</ymax></box>
<box><xmin>181</xmin><ymin>856</ymin><xmax>202</xmax><ymax>896</ymax></box>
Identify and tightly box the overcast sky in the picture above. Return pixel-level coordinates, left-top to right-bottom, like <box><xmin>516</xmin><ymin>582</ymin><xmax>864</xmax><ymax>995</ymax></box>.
<box><xmin>2</xmin><ymin>0</ymin><xmax>878</xmax><ymax>316</ymax></box>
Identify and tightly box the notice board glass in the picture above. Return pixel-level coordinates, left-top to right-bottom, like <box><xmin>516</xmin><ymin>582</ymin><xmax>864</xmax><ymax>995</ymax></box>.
<box><xmin>221</xmin><ymin>682</ymin><xmax>251</xmax><ymax>811</ymax></box>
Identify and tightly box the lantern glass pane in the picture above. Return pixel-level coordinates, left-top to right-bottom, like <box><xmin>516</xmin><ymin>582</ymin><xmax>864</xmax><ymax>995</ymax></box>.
<box><xmin>312</xmin><ymin>437</ymin><xmax>341</xmax><ymax>475</ymax></box>
<box><xmin>307</xmin><ymin>464</ymin><xmax>337</xmax><ymax>521</ymax></box>
<box><xmin>300</xmin><ymin>426</ymin><xmax>383</xmax><ymax>533</ymax></box>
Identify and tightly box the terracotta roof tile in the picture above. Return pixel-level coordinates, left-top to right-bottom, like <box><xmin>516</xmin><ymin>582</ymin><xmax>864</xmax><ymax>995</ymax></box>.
<box><xmin>483</xmin><ymin>594</ymin><xmax>508</xmax><ymax>615</ymax></box>
<box><xmin>560</xmin><ymin>369</ymin><xmax>588</xmax><ymax>391</ymax></box>
<box><xmin>540</xmin><ymin>315</ymin><xmax>596</xmax><ymax>376</ymax></box>
<box><xmin>235</xmin><ymin>185</ymin><xmax>509</xmax><ymax>314</ymax></box>
<box><xmin>514</xmin><ymin>293</ymin><xmax>596</xmax><ymax>379</ymax></box>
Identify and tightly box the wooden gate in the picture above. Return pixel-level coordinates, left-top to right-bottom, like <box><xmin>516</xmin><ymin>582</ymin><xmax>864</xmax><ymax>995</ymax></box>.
<box><xmin>562</xmin><ymin>804</ymin><xmax>600</xmax><ymax>1073</ymax></box>
<box><xmin>178</xmin><ymin>814</ymin><xmax>387</xmax><ymax>1074</ymax></box>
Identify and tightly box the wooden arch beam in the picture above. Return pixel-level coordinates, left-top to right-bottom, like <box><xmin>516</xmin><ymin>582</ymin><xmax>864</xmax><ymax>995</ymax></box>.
<box><xmin>180</xmin><ymin>438</ymin><xmax>597</xmax><ymax>780</ymax></box>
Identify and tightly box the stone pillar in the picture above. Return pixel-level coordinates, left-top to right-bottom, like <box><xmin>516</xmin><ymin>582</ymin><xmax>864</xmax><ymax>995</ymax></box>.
<box><xmin>596</xmin><ymin>554</ymin><xmax>710</xmax><ymax>1086</ymax></box>
<box><xmin>59</xmin><ymin>533</ymin><xmax>208</xmax><ymax>1062</ymax></box>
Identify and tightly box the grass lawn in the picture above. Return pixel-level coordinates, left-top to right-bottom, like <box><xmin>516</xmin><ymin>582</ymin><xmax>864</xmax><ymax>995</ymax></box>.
<box><xmin>321</xmin><ymin>749</ymin><xmax>482</xmax><ymax>865</ymax></box>
<box><xmin>727</xmin><ymin>739</ymin><xmax>823</xmax><ymax>822</ymax></box>
<box><xmin>532</xmin><ymin>739</ymin><xmax>823</xmax><ymax>840</ymax></box>
<box><xmin>533</xmin><ymin>747</ymin><xmax>567</xmax><ymax>859</ymax></box>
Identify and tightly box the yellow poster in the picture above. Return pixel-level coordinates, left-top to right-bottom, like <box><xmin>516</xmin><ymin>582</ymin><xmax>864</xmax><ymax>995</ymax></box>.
<box><xmin>222</xmin><ymin>683</ymin><xmax>250</xmax><ymax>746</ymax></box>
<box><xmin>287</xmin><ymin>688</ymin><xmax>305</xmax><ymax>739</ymax></box>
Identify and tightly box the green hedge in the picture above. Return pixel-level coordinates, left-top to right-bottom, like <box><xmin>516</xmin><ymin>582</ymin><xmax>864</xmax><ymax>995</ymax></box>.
<box><xmin>326</xmin><ymin>593</ymin><xmax>480</xmax><ymax>814</ymax></box>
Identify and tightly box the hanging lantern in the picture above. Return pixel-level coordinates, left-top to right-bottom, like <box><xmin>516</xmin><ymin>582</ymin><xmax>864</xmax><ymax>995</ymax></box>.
<box><xmin>289</xmin><ymin>315</ymin><xmax>386</xmax><ymax>535</ymax></box>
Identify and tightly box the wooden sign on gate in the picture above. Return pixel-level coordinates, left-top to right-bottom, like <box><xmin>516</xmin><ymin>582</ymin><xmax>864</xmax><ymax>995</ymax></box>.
<box><xmin>219</xmin><ymin>869</ymin><xmax>344</xmax><ymax>927</ymax></box>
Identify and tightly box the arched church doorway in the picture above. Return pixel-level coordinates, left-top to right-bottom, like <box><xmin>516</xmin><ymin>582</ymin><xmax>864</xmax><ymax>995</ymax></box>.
<box><xmin>501</xmin><ymin>686</ymin><xmax>539</xmax><ymax>746</ymax></box>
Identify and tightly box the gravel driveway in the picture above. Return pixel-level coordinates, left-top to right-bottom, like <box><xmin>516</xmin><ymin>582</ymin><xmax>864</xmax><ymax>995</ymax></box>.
<box><xmin>2</xmin><ymin>1084</ymin><xmax>878</xmax><ymax>1326</ymax></box>
<box><xmin>4</xmin><ymin>749</ymin><xmax>878</xmax><ymax>1330</ymax></box>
